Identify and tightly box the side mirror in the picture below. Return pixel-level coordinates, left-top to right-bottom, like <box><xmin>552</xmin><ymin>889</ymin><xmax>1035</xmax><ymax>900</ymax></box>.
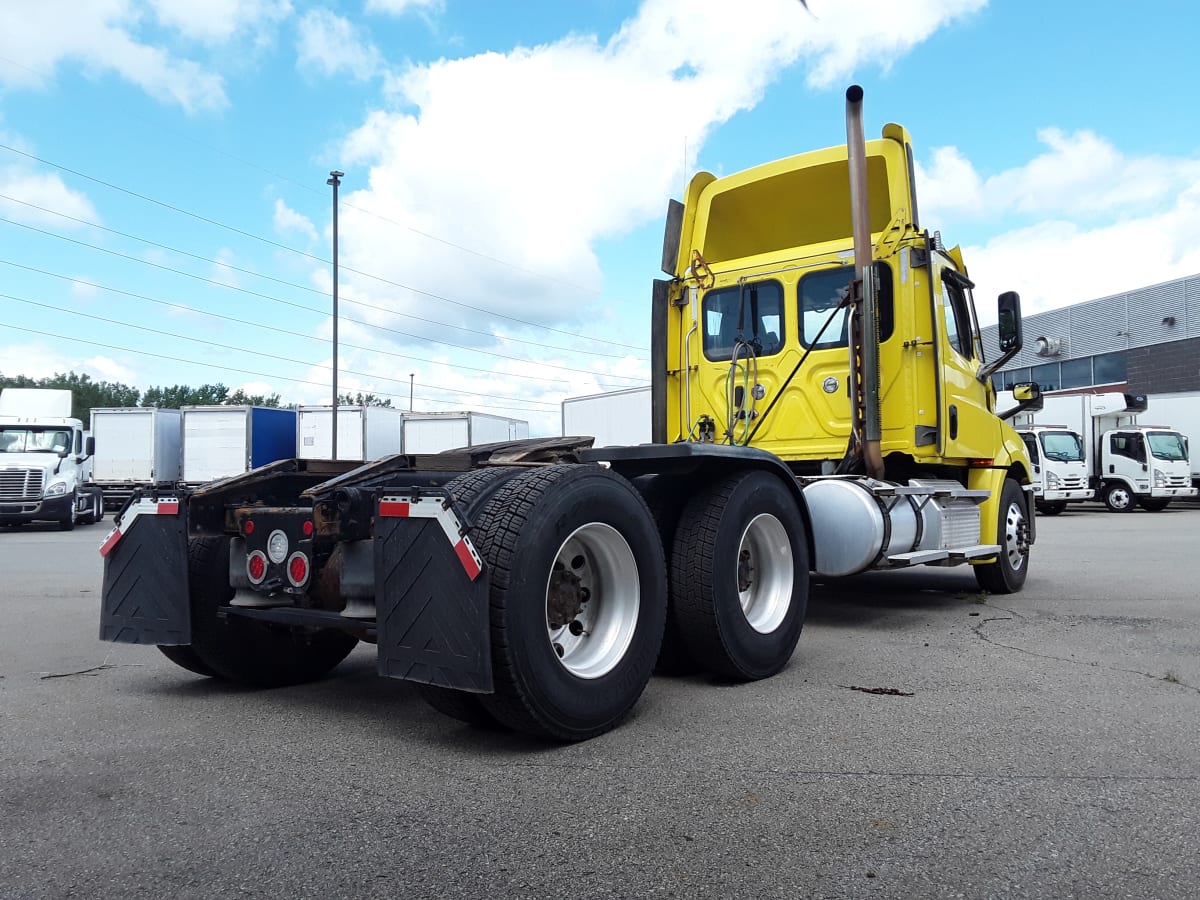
<box><xmin>1011</xmin><ymin>381</ymin><xmax>1042</xmax><ymax>408</ymax></box>
<box><xmin>979</xmin><ymin>291</ymin><xmax>1024</xmax><ymax>382</ymax></box>
<box><xmin>997</xmin><ymin>291</ymin><xmax>1023</xmax><ymax>352</ymax></box>
<box><xmin>85</xmin><ymin>436</ymin><xmax>96</xmax><ymax>457</ymax></box>
<box><xmin>998</xmin><ymin>381</ymin><xmax>1042</xmax><ymax>420</ymax></box>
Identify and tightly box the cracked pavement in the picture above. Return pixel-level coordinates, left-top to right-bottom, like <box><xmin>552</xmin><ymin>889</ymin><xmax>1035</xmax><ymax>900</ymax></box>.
<box><xmin>2</xmin><ymin>503</ymin><xmax>1198</xmax><ymax>899</ymax></box>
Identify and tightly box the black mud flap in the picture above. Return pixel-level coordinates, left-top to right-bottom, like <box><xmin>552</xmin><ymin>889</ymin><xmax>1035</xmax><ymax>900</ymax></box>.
<box><xmin>374</xmin><ymin>494</ymin><xmax>493</xmax><ymax>693</ymax></box>
<box><xmin>99</xmin><ymin>498</ymin><xmax>190</xmax><ymax>645</ymax></box>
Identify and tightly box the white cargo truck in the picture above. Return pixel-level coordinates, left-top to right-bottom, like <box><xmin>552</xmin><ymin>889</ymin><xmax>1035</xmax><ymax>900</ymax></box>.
<box><xmin>1013</xmin><ymin>420</ymin><xmax>1091</xmax><ymax>515</ymax></box>
<box><xmin>561</xmin><ymin>386</ymin><xmax>651</xmax><ymax>448</ymax></box>
<box><xmin>1143</xmin><ymin>392</ymin><xmax>1200</xmax><ymax>490</ymax></box>
<box><xmin>297</xmin><ymin>406</ymin><xmax>404</xmax><ymax>462</ymax></box>
<box><xmin>0</xmin><ymin>388</ymin><xmax>103</xmax><ymax>528</ymax></box>
<box><xmin>90</xmin><ymin>407</ymin><xmax>182</xmax><ymax>510</ymax></box>
<box><xmin>181</xmin><ymin>406</ymin><xmax>297</xmax><ymax>485</ymax></box>
<box><xmin>1039</xmin><ymin>392</ymin><xmax>1196</xmax><ymax>511</ymax></box>
<box><xmin>401</xmin><ymin>411</ymin><xmax>529</xmax><ymax>454</ymax></box>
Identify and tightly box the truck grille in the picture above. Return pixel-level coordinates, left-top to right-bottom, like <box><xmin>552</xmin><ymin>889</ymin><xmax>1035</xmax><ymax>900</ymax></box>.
<box><xmin>0</xmin><ymin>468</ymin><xmax>45</xmax><ymax>501</ymax></box>
<box><xmin>1060</xmin><ymin>475</ymin><xmax>1086</xmax><ymax>489</ymax></box>
<box><xmin>1165</xmin><ymin>475</ymin><xmax>1191</xmax><ymax>488</ymax></box>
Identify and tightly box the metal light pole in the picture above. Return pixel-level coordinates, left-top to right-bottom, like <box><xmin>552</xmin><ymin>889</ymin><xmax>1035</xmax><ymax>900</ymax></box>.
<box><xmin>409</xmin><ymin>373</ymin><xmax>414</xmax><ymax>411</ymax></box>
<box><xmin>327</xmin><ymin>170</ymin><xmax>344</xmax><ymax>459</ymax></box>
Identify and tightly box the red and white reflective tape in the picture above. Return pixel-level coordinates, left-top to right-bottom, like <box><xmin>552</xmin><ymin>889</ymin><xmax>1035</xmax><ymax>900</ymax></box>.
<box><xmin>378</xmin><ymin>495</ymin><xmax>483</xmax><ymax>581</ymax></box>
<box><xmin>98</xmin><ymin>497</ymin><xmax>181</xmax><ymax>558</ymax></box>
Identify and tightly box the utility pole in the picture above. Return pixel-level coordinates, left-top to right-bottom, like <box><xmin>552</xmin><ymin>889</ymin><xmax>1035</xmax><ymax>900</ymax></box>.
<box><xmin>327</xmin><ymin>170</ymin><xmax>344</xmax><ymax>459</ymax></box>
<box><xmin>409</xmin><ymin>373</ymin><xmax>414</xmax><ymax>411</ymax></box>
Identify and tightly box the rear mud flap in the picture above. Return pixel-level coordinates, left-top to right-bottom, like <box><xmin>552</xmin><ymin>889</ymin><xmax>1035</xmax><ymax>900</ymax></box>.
<box><xmin>99</xmin><ymin>503</ymin><xmax>190</xmax><ymax>645</ymax></box>
<box><xmin>374</xmin><ymin>511</ymin><xmax>493</xmax><ymax>693</ymax></box>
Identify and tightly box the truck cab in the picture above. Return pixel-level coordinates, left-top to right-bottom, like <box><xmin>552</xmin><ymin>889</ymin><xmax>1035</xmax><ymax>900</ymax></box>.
<box><xmin>0</xmin><ymin>389</ymin><xmax>103</xmax><ymax>529</ymax></box>
<box><xmin>1014</xmin><ymin>423</ymin><xmax>1090</xmax><ymax>515</ymax></box>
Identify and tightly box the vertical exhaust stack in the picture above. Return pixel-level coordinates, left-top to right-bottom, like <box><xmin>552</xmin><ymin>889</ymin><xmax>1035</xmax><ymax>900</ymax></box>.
<box><xmin>845</xmin><ymin>85</ymin><xmax>885</xmax><ymax>479</ymax></box>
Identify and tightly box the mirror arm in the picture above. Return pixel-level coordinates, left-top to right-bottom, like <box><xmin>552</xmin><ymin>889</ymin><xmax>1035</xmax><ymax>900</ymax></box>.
<box><xmin>978</xmin><ymin>345</ymin><xmax>1019</xmax><ymax>383</ymax></box>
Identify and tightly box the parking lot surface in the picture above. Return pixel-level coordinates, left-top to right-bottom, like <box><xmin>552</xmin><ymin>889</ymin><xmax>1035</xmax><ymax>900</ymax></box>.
<box><xmin>2</xmin><ymin>503</ymin><xmax>1198</xmax><ymax>899</ymax></box>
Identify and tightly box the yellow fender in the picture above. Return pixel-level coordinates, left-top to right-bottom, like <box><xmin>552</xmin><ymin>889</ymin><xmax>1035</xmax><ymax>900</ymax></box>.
<box><xmin>968</xmin><ymin>431</ymin><xmax>1032</xmax><ymax>548</ymax></box>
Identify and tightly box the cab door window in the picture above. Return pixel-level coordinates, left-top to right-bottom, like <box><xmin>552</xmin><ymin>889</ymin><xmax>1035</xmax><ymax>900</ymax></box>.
<box><xmin>941</xmin><ymin>272</ymin><xmax>976</xmax><ymax>360</ymax></box>
<box><xmin>701</xmin><ymin>280</ymin><xmax>784</xmax><ymax>361</ymax></box>
<box><xmin>1109</xmin><ymin>432</ymin><xmax>1145</xmax><ymax>464</ymax></box>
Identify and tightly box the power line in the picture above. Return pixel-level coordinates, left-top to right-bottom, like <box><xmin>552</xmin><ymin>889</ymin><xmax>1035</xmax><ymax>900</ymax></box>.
<box><xmin>0</xmin><ymin>216</ymin><xmax>649</xmax><ymax>384</ymax></box>
<box><xmin>0</xmin><ymin>141</ymin><xmax>648</xmax><ymax>352</ymax></box>
<box><xmin>0</xmin><ymin>193</ymin><xmax>641</xmax><ymax>360</ymax></box>
<box><xmin>0</xmin><ymin>321</ymin><xmax>554</xmax><ymax>417</ymax></box>
<box><xmin>0</xmin><ymin>293</ymin><xmax>562</xmax><ymax>409</ymax></box>
<box><xmin>0</xmin><ymin>258</ymin><xmax>649</xmax><ymax>391</ymax></box>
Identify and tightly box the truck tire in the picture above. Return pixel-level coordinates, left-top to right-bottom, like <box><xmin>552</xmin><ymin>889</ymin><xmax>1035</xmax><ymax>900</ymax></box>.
<box><xmin>185</xmin><ymin>536</ymin><xmax>358</xmax><ymax>687</ymax></box>
<box><xmin>157</xmin><ymin>645</ymin><xmax>219</xmax><ymax>677</ymax></box>
<box><xmin>1102</xmin><ymin>482</ymin><xmax>1135</xmax><ymax>513</ymax></box>
<box><xmin>413</xmin><ymin>466</ymin><xmax>523</xmax><ymax>730</ymax></box>
<box><xmin>974</xmin><ymin>478</ymin><xmax>1030</xmax><ymax>594</ymax></box>
<box><xmin>634</xmin><ymin>475</ymin><xmax>699</xmax><ymax>676</ymax></box>
<box><xmin>1037</xmin><ymin>501</ymin><xmax>1067</xmax><ymax>516</ymax></box>
<box><xmin>1138</xmin><ymin>498</ymin><xmax>1170</xmax><ymax>512</ymax></box>
<box><xmin>671</xmin><ymin>470</ymin><xmax>809</xmax><ymax>681</ymax></box>
<box><xmin>473</xmin><ymin>464</ymin><xmax>667</xmax><ymax>742</ymax></box>
<box><xmin>58</xmin><ymin>490</ymin><xmax>77</xmax><ymax>531</ymax></box>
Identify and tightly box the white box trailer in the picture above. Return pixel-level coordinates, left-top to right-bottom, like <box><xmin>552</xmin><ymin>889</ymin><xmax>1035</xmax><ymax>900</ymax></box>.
<box><xmin>89</xmin><ymin>407</ymin><xmax>182</xmax><ymax>509</ymax></box>
<box><xmin>181</xmin><ymin>406</ymin><xmax>297</xmax><ymax>484</ymax></box>
<box><xmin>561</xmin><ymin>386</ymin><xmax>651</xmax><ymax>448</ymax></box>
<box><xmin>401</xmin><ymin>411</ymin><xmax>529</xmax><ymax>454</ymax></box>
<box><xmin>297</xmin><ymin>406</ymin><xmax>404</xmax><ymax>461</ymax></box>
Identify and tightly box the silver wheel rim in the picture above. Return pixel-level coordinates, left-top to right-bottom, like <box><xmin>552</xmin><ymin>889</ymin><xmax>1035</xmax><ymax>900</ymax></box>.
<box><xmin>737</xmin><ymin>513</ymin><xmax>793</xmax><ymax>634</ymax></box>
<box><xmin>1109</xmin><ymin>487</ymin><xmax>1131</xmax><ymax>510</ymax></box>
<box><xmin>544</xmin><ymin>523</ymin><xmax>639</xmax><ymax>679</ymax></box>
<box><xmin>1002</xmin><ymin>501</ymin><xmax>1027</xmax><ymax>571</ymax></box>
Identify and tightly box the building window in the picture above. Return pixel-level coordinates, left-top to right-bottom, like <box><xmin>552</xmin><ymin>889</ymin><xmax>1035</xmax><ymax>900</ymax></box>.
<box><xmin>1001</xmin><ymin>368</ymin><xmax>1031</xmax><ymax>390</ymax></box>
<box><xmin>1092</xmin><ymin>351</ymin><xmax>1127</xmax><ymax>386</ymax></box>
<box><xmin>1059</xmin><ymin>357</ymin><xmax>1092</xmax><ymax>389</ymax></box>
<box><xmin>1031</xmin><ymin>362</ymin><xmax>1060</xmax><ymax>391</ymax></box>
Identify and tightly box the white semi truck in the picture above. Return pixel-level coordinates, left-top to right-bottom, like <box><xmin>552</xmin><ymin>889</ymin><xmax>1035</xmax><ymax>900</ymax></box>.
<box><xmin>1039</xmin><ymin>392</ymin><xmax>1195</xmax><ymax>512</ymax></box>
<box><xmin>0</xmin><ymin>388</ymin><xmax>104</xmax><ymax>529</ymax></box>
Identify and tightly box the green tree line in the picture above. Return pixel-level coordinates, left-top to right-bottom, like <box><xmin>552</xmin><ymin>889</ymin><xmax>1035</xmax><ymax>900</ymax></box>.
<box><xmin>0</xmin><ymin>371</ymin><xmax>392</xmax><ymax>421</ymax></box>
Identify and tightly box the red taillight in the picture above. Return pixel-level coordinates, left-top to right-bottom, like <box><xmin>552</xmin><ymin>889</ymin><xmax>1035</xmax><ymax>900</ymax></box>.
<box><xmin>302</xmin><ymin>520</ymin><xmax>314</xmax><ymax>537</ymax></box>
<box><xmin>247</xmin><ymin>550</ymin><xmax>267</xmax><ymax>584</ymax></box>
<box><xmin>243</xmin><ymin>519</ymin><xmax>255</xmax><ymax>535</ymax></box>
<box><xmin>287</xmin><ymin>552</ymin><xmax>310</xmax><ymax>588</ymax></box>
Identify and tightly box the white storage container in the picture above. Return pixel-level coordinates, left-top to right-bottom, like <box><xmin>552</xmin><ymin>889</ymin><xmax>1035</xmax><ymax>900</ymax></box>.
<box><xmin>401</xmin><ymin>411</ymin><xmax>529</xmax><ymax>454</ymax></box>
<box><xmin>297</xmin><ymin>406</ymin><xmax>404</xmax><ymax>461</ymax></box>
<box><xmin>90</xmin><ymin>407</ymin><xmax>182</xmax><ymax>485</ymax></box>
<box><xmin>561</xmin><ymin>386</ymin><xmax>651</xmax><ymax>448</ymax></box>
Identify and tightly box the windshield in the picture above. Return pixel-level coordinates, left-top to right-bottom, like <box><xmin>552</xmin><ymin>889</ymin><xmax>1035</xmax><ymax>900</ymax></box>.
<box><xmin>1146</xmin><ymin>431</ymin><xmax>1187</xmax><ymax>462</ymax></box>
<box><xmin>0</xmin><ymin>427</ymin><xmax>72</xmax><ymax>454</ymax></box>
<box><xmin>1039</xmin><ymin>431</ymin><xmax>1084</xmax><ymax>462</ymax></box>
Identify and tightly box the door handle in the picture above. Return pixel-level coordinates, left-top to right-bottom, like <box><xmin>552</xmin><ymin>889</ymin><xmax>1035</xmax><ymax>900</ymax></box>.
<box><xmin>949</xmin><ymin>405</ymin><xmax>958</xmax><ymax>440</ymax></box>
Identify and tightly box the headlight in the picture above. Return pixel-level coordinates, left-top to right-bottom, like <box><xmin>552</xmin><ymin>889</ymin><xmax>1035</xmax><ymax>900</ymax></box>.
<box><xmin>1045</xmin><ymin>472</ymin><xmax>1060</xmax><ymax>489</ymax></box>
<box><xmin>44</xmin><ymin>481</ymin><xmax>70</xmax><ymax>497</ymax></box>
<box><xmin>1153</xmin><ymin>468</ymin><xmax>1166</xmax><ymax>487</ymax></box>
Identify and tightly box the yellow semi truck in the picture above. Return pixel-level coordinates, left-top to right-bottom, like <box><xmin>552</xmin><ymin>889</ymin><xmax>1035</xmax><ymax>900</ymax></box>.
<box><xmin>99</xmin><ymin>87</ymin><xmax>1038</xmax><ymax>742</ymax></box>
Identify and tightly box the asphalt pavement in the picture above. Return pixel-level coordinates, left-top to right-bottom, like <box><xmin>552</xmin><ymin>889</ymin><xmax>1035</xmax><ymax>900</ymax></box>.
<box><xmin>1</xmin><ymin>502</ymin><xmax>1198</xmax><ymax>899</ymax></box>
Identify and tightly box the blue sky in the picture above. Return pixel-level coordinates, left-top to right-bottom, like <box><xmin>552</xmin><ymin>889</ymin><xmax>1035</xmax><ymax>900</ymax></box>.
<box><xmin>2</xmin><ymin>0</ymin><xmax>1198</xmax><ymax>435</ymax></box>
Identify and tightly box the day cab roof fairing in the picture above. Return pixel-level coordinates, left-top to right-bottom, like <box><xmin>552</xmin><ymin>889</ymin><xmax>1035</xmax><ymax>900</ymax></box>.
<box><xmin>670</xmin><ymin>123</ymin><xmax>920</xmax><ymax>277</ymax></box>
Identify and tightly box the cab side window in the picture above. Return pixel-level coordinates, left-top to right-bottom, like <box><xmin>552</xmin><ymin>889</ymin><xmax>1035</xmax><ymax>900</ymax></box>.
<box><xmin>941</xmin><ymin>273</ymin><xmax>975</xmax><ymax>360</ymax></box>
<box><xmin>1109</xmin><ymin>433</ymin><xmax>1145</xmax><ymax>463</ymax></box>
<box><xmin>702</xmin><ymin>281</ymin><xmax>785</xmax><ymax>362</ymax></box>
<box><xmin>1021</xmin><ymin>434</ymin><xmax>1039</xmax><ymax>465</ymax></box>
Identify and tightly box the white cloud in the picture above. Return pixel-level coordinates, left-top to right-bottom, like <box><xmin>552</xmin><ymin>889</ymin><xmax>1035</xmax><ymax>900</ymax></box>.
<box><xmin>336</xmin><ymin>0</ymin><xmax>983</xmax><ymax>354</ymax></box>
<box><xmin>148</xmin><ymin>0</ymin><xmax>292</xmax><ymax>45</ymax></box>
<box><xmin>0</xmin><ymin>342</ymin><xmax>138</xmax><ymax>385</ymax></box>
<box><xmin>83</xmin><ymin>355</ymin><xmax>139</xmax><ymax>384</ymax></box>
<box><xmin>0</xmin><ymin>0</ymin><xmax>227</xmax><ymax>113</ymax></box>
<box><xmin>0</xmin><ymin>168</ymin><xmax>100</xmax><ymax>227</ymax></box>
<box><xmin>365</xmin><ymin>0</ymin><xmax>442</xmax><ymax>15</ymax></box>
<box><xmin>273</xmin><ymin>198</ymin><xmax>318</xmax><ymax>242</ymax></box>
<box><xmin>919</xmin><ymin>129</ymin><xmax>1200</xmax><ymax>222</ymax></box>
<box><xmin>296</xmin><ymin>9</ymin><xmax>382</xmax><ymax>81</ymax></box>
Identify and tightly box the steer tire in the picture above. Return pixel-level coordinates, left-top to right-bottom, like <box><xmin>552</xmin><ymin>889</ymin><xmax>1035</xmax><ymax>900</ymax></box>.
<box><xmin>413</xmin><ymin>466</ymin><xmax>525</xmax><ymax>731</ymax></box>
<box><xmin>157</xmin><ymin>645</ymin><xmax>219</xmax><ymax>678</ymax></box>
<box><xmin>974</xmin><ymin>478</ymin><xmax>1031</xmax><ymax>594</ymax></box>
<box><xmin>671</xmin><ymin>470</ymin><xmax>809</xmax><ymax>681</ymax></box>
<box><xmin>473</xmin><ymin>465</ymin><xmax>667</xmax><ymax>742</ymax></box>
<box><xmin>1102</xmin><ymin>482</ymin><xmax>1135</xmax><ymax>513</ymax></box>
<box><xmin>58</xmin><ymin>491</ymin><xmax>77</xmax><ymax>531</ymax></box>
<box><xmin>186</xmin><ymin>536</ymin><xmax>358</xmax><ymax>687</ymax></box>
